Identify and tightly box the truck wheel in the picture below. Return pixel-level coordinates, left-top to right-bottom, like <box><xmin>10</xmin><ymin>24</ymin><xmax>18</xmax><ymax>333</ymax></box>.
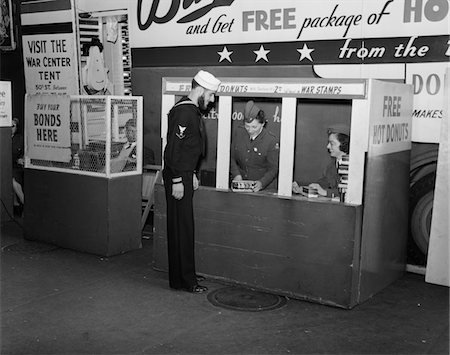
<box><xmin>410</xmin><ymin>173</ymin><xmax>436</xmax><ymax>256</ymax></box>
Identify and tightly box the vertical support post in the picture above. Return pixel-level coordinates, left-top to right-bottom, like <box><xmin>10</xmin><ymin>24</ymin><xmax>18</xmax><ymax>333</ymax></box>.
<box><xmin>136</xmin><ymin>96</ymin><xmax>143</xmax><ymax>174</ymax></box>
<box><xmin>111</xmin><ymin>104</ymin><xmax>119</xmax><ymax>141</ymax></box>
<box><xmin>105</xmin><ymin>96</ymin><xmax>111</xmax><ymax>178</ymax></box>
<box><xmin>277</xmin><ymin>97</ymin><xmax>297</xmax><ymax>197</ymax></box>
<box><xmin>216</xmin><ymin>96</ymin><xmax>232</xmax><ymax>190</ymax></box>
<box><xmin>347</xmin><ymin>99</ymin><xmax>369</xmax><ymax>205</ymax></box>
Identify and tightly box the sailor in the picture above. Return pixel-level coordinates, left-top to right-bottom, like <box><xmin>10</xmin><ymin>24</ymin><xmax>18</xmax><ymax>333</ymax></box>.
<box><xmin>163</xmin><ymin>70</ymin><xmax>221</xmax><ymax>293</ymax></box>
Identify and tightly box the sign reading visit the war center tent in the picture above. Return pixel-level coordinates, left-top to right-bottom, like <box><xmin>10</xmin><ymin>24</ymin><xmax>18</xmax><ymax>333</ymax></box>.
<box><xmin>22</xmin><ymin>33</ymin><xmax>79</xmax><ymax>95</ymax></box>
<box><xmin>26</xmin><ymin>94</ymin><xmax>71</xmax><ymax>162</ymax></box>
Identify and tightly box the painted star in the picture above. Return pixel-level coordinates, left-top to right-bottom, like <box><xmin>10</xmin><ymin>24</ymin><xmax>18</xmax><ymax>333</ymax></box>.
<box><xmin>297</xmin><ymin>44</ymin><xmax>315</xmax><ymax>62</ymax></box>
<box><xmin>217</xmin><ymin>46</ymin><xmax>233</xmax><ymax>63</ymax></box>
<box><xmin>253</xmin><ymin>45</ymin><xmax>270</xmax><ymax>62</ymax></box>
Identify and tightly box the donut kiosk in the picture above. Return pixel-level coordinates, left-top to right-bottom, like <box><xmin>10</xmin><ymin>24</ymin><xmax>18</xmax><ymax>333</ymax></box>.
<box><xmin>153</xmin><ymin>77</ymin><xmax>413</xmax><ymax>308</ymax></box>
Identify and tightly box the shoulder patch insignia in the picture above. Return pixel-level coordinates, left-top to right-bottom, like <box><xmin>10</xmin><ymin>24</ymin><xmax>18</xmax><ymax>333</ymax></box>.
<box><xmin>176</xmin><ymin>125</ymin><xmax>186</xmax><ymax>139</ymax></box>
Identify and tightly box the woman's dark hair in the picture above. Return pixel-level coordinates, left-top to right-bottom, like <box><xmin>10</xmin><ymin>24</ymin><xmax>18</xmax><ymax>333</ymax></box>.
<box><xmin>336</xmin><ymin>133</ymin><xmax>350</xmax><ymax>154</ymax></box>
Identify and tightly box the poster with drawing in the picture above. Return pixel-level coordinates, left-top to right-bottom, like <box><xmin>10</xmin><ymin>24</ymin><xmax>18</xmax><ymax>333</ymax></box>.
<box><xmin>0</xmin><ymin>0</ymin><xmax>15</xmax><ymax>50</ymax></box>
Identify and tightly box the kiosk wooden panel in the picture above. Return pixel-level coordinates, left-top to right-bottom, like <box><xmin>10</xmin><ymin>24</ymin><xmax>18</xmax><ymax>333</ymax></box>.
<box><xmin>24</xmin><ymin>169</ymin><xmax>142</xmax><ymax>256</ymax></box>
<box><xmin>153</xmin><ymin>77</ymin><xmax>413</xmax><ymax>308</ymax></box>
<box><xmin>154</xmin><ymin>186</ymin><xmax>363</xmax><ymax>308</ymax></box>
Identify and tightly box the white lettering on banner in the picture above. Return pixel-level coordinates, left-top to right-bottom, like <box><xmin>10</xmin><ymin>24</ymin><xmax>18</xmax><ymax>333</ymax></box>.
<box><xmin>339</xmin><ymin>39</ymin><xmax>385</xmax><ymax>59</ymax></box>
<box><xmin>338</xmin><ymin>36</ymin><xmax>431</xmax><ymax>60</ymax></box>
<box><xmin>393</xmin><ymin>36</ymin><xmax>429</xmax><ymax>57</ymax></box>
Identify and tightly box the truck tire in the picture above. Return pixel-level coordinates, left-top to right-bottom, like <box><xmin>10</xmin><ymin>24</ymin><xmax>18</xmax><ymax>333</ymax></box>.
<box><xmin>409</xmin><ymin>173</ymin><xmax>436</xmax><ymax>256</ymax></box>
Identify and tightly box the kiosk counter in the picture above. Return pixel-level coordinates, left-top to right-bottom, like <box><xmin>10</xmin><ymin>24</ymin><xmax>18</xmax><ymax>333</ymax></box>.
<box><xmin>153</xmin><ymin>78</ymin><xmax>413</xmax><ymax>308</ymax></box>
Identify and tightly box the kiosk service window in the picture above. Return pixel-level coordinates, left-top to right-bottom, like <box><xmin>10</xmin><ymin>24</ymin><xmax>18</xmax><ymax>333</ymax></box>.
<box><xmin>162</xmin><ymin>77</ymin><xmax>364</xmax><ymax>205</ymax></box>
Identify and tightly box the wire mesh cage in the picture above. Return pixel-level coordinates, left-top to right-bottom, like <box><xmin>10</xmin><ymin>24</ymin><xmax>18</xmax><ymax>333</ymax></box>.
<box><xmin>25</xmin><ymin>95</ymin><xmax>142</xmax><ymax>177</ymax></box>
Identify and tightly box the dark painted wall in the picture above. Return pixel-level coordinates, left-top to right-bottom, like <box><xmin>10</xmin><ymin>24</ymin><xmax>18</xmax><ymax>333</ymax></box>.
<box><xmin>1</xmin><ymin>128</ymin><xmax>13</xmax><ymax>220</ymax></box>
<box><xmin>1</xmin><ymin>0</ymin><xmax>25</xmax><ymax>221</ymax></box>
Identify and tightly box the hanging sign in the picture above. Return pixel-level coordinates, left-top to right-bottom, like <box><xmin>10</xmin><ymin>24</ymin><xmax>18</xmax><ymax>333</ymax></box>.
<box><xmin>25</xmin><ymin>94</ymin><xmax>72</xmax><ymax>162</ymax></box>
<box><xmin>0</xmin><ymin>81</ymin><xmax>12</xmax><ymax>127</ymax></box>
<box><xmin>163</xmin><ymin>78</ymin><xmax>366</xmax><ymax>98</ymax></box>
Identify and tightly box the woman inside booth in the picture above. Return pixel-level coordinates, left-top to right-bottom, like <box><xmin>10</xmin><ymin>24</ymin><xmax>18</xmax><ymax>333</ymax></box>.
<box><xmin>293</xmin><ymin>124</ymin><xmax>350</xmax><ymax>198</ymax></box>
<box><xmin>230</xmin><ymin>100</ymin><xmax>279</xmax><ymax>192</ymax></box>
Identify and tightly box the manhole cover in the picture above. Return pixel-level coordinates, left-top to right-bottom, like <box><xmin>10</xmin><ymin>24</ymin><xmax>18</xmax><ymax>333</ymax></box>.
<box><xmin>3</xmin><ymin>241</ymin><xmax>59</xmax><ymax>254</ymax></box>
<box><xmin>207</xmin><ymin>286</ymin><xmax>287</xmax><ymax>312</ymax></box>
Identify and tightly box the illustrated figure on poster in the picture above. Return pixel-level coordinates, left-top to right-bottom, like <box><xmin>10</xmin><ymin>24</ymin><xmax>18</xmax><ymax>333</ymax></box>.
<box><xmin>81</xmin><ymin>37</ymin><xmax>112</xmax><ymax>95</ymax></box>
<box><xmin>293</xmin><ymin>124</ymin><xmax>350</xmax><ymax>198</ymax></box>
<box><xmin>0</xmin><ymin>0</ymin><xmax>12</xmax><ymax>48</ymax></box>
<box><xmin>230</xmin><ymin>100</ymin><xmax>279</xmax><ymax>192</ymax></box>
<box><xmin>11</xmin><ymin>117</ymin><xmax>24</xmax><ymax>216</ymax></box>
<box><xmin>163</xmin><ymin>70</ymin><xmax>220</xmax><ymax>293</ymax></box>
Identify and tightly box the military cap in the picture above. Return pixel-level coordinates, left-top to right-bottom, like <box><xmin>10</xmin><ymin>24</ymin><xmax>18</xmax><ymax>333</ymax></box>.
<box><xmin>244</xmin><ymin>100</ymin><xmax>261</xmax><ymax>120</ymax></box>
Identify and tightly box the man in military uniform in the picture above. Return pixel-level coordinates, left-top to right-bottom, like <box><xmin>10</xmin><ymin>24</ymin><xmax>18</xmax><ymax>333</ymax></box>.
<box><xmin>163</xmin><ymin>70</ymin><xmax>220</xmax><ymax>293</ymax></box>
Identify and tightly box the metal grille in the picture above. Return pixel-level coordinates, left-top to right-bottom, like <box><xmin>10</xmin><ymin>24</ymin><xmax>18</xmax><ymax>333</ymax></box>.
<box><xmin>26</xmin><ymin>95</ymin><xmax>141</xmax><ymax>176</ymax></box>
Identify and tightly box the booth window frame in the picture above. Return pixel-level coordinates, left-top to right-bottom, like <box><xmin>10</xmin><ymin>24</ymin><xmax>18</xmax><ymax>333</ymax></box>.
<box><xmin>161</xmin><ymin>77</ymin><xmax>369</xmax><ymax>205</ymax></box>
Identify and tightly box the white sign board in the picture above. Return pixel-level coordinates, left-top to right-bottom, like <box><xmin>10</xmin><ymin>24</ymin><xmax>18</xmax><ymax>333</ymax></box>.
<box><xmin>426</xmin><ymin>68</ymin><xmax>449</xmax><ymax>287</ymax></box>
<box><xmin>406</xmin><ymin>62</ymin><xmax>450</xmax><ymax>143</ymax></box>
<box><xmin>368</xmin><ymin>80</ymin><xmax>413</xmax><ymax>157</ymax></box>
<box><xmin>22</xmin><ymin>33</ymin><xmax>79</xmax><ymax>95</ymax></box>
<box><xmin>130</xmin><ymin>0</ymin><xmax>448</xmax><ymax>47</ymax></box>
<box><xmin>0</xmin><ymin>81</ymin><xmax>12</xmax><ymax>127</ymax></box>
<box><xmin>25</xmin><ymin>94</ymin><xmax>72</xmax><ymax>162</ymax></box>
<box><xmin>164</xmin><ymin>78</ymin><xmax>366</xmax><ymax>98</ymax></box>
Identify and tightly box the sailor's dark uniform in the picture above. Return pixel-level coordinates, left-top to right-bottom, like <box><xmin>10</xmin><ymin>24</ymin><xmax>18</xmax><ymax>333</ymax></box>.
<box><xmin>163</xmin><ymin>97</ymin><xmax>206</xmax><ymax>291</ymax></box>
